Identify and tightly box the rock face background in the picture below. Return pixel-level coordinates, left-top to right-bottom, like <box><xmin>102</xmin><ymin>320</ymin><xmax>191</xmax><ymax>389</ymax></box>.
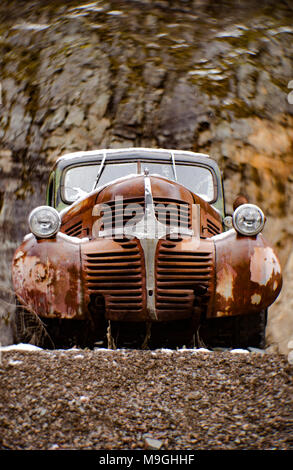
<box><xmin>0</xmin><ymin>0</ymin><xmax>292</xmax><ymax>352</ymax></box>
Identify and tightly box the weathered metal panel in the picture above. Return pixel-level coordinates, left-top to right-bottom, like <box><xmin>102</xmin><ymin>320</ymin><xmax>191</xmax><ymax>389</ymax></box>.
<box><xmin>211</xmin><ymin>229</ymin><xmax>282</xmax><ymax>318</ymax></box>
<box><xmin>12</xmin><ymin>233</ymin><xmax>84</xmax><ymax>319</ymax></box>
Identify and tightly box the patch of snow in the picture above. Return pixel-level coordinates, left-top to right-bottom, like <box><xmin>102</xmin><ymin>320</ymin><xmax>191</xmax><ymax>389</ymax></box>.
<box><xmin>215</xmin><ymin>27</ymin><xmax>245</xmax><ymax>38</ymax></box>
<box><xmin>248</xmin><ymin>347</ymin><xmax>266</xmax><ymax>354</ymax></box>
<box><xmin>94</xmin><ymin>348</ymin><xmax>115</xmax><ymax>352</ymax></box>
<box><xmin>11</xmin><ymin>23</ymin><xmax>50</xmax><ymax>31</ymax></box>
<box><xmin>107</xmin><ymin>10</ymin><xmax>123</xmax><ymax>16</ymax></box>
<box><xmin>152</xmin><ymin>348</ymin><xmax>173</xmax><ymax>354</ymax></box>
<box><xmin>191</xmin><ymin>348</ymin><xmax>211</xmax><ymax>353</ymax></box>
<box><xmin>269</xmin><ymin>26</ymin><xmax>293</xmax><ymax>36</ymax></box>
<box><xmin>230</xmin><ymin>349</ymin><xmax>250</xmax><ymax>354</ymax></box>
<box><xmin>0</xmin><ymin>343</ymin><xmax>42</xmax><ymax>351</ymax></box>
<box><xmin>212</xmin><ymin>229</ymin><xmax>235</xmax><ymax>241</ymax></box>
<box><xmin>8</xmin><ymin>359</ymin><xmax>23</xmax><ymax>365</ymax></box>
<box><xmin>288</xmin><ymin>351</ymin><xmax>293</xmax><ymax>365</ymax></box>
<box><xmin>144</xmin><ymin>436</ymin><xmax>163</xmax><ymax>450</ymax></box>
<box><xmin>57</xmin><ymin>232</ymin><xmax>89</xmax><ymax>244</ymax></box>
<box><xmin>79</xmin><ymin>396</ymin><xmax>90</xmax><ymax>403</ymax></box>
<box><xmin>188</xmin><ymin>68</ymin><xmax>223</xmax><ymax>76</ymax></box>
<box><xmin>62</xmin><ymin>347</ymin><xmax>83</xmax><ymax>352</ymax></box>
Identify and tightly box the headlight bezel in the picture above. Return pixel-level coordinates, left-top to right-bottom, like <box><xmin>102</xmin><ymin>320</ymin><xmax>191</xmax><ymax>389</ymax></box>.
<box><xmin>232</xmin><ymin>203</ymin><xmax>265</xmax><ymax>237</ymax></box>
<box><xmin>28</xmin><ymin>205</ymin><xmax>61</xmax><ymax>239</ymax></box>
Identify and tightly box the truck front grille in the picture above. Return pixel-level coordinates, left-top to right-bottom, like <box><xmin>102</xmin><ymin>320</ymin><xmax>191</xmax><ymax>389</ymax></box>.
<box><xmin>100</xmin><ymin>197</ymin><xmax>191</xmax><ymax>231</ymax></box>
<box><xmin>156</xmin><ymin>239</ymin><xmax>214</xmax><ymax>319</ymax></box>
<box><xmin>82</xmin><ymin>233</ymin><xmax>214</xmax><ymax>322</ymax></box>
<box><xmin>83</xmin><ymin>239</ymin><xmax>145</xmax><ymax>320</ymax></box>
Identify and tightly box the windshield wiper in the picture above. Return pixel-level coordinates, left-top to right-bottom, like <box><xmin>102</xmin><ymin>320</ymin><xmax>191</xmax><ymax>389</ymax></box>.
<box><xmin>93</xmin><ymin>151</ymin><xmax>107</xmax><ymax>190</ymax></box>
<box><xmin>170</xmin><ymin>151</ymin><xmax>177</xmax><ymax>181</ymax></box>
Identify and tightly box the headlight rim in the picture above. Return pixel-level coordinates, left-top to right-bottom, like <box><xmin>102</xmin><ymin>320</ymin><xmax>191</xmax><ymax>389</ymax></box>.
<box><xmin>232</xmin><ymin>203</ymin><xmax>265</xmax><ymax>237</ymax></box>
<box><xmin>28</xmin><ymin>205</ymin><xmax>61</xmax><ymax>239</ymax></box>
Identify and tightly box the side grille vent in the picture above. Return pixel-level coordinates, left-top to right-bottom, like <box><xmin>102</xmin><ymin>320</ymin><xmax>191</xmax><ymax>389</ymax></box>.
<box><xmin>206</xmin><ymin>218</ymin><xmax>222</xmax><ymax>236</ymax></box>
<box><xmin>65</xmin><ymin>221</ymin><xmax>83</xmax><ymax>237</ymax></box>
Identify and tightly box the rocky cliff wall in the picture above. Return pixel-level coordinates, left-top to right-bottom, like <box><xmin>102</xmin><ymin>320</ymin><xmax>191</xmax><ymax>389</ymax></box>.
<box><xmin>0</xmin><ymin>0</ymin><xmax>292</xmax><ymax>352</ymax></box>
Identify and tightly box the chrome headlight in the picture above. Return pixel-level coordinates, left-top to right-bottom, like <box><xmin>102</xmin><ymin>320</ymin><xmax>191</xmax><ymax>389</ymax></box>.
<box><xmin>28</xmin><ymin>206</ymin><xmax>61</xmax><ymax>238</ymax></box>
<box><xmin>232</xmin><ymin>203</ymin><xmax>265</xmax><ymax>236</ymax></box>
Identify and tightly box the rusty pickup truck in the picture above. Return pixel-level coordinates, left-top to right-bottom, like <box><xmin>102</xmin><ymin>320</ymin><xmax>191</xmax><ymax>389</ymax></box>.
<box><xmin>12</xmin><ymin>148</ymin><xmax>282</xmax><ymax>349</ymax></box>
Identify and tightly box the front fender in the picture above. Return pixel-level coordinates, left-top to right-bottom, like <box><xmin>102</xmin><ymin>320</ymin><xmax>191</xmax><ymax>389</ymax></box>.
<box><xmin>12</xmin><ymin>233</ymin><xmax>85</xmax><ymax>319</ymax></box>
<box><xmin>210</xmin><ymin>229</ymin><xmax>282</xmax><ymax>318</ymax></box>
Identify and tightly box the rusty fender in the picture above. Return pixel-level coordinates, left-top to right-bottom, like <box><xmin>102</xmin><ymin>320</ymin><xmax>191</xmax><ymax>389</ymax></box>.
<box><xmin>12</xmin><ymin>233</ymin><xmax>85</xmax><ymax>319</ymax></box>
<box><xmin>211</xmin><ymin>229</ymin><xmax>282</xmax><ymax>318</ymax></box>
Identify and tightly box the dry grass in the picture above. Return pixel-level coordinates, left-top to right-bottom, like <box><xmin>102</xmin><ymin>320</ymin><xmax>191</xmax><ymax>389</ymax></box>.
<box><xmin>0</xmin><ymin>284</ymin><xmax>53</xmax><ymax>347</ymax></box>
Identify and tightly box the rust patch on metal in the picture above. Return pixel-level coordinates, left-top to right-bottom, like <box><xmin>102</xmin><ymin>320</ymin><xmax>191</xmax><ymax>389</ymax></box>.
<box><xmin>250</xmin><ymin>246</ymin><xmax>281</xmax><ymax>286</ymax></box>
<box><xmin>216</xmin><ymin>264</ymin><xmax>237</xmax><ymax>303</ymax></box>
<box><xmin>213</xmin><ymin>229</ymin><xmax>282</xmax><ymax>318</ymax></box>
<box><xmin>12</xmin><ymin>234</ymin><xmax>84</xmax><ymax>320</ymax></box>
<box><xmin>251</xmin><ymin>293</ymin><xmax>262</xmax><ymax>305</ymax></box>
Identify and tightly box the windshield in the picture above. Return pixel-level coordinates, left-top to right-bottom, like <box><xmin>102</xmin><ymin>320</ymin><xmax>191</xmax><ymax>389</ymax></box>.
<box><xmin>62</xmin><ymin>161</ymin><xmax>215</xmax><ymax>203</ymax></box>
<box><xmin>63</xmin><ymin>163</ymin><xmax>137</xmax><ymax>202</ymax></box>
<box><xmin>140</xmin><ymin>162</ymin><xmax>214</xmax><ymax>201</ymax></box>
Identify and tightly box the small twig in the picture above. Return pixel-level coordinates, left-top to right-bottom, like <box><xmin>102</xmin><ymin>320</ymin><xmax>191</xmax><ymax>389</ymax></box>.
<box><xmin>106</xmin><ymin>321</ymin><xmax>116</xmax><ymax>350</ymax></box>
<box><xmin>141</xmin><ymin>322</ymin><xmax>152</xmax><ymax>350</ymax></box>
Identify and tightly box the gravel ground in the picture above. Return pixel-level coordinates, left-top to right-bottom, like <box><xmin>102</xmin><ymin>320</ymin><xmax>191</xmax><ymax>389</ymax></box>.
<box><xmin>0</xmin><ymin>347</ymin><xmax>292</xmax><ymax>452</ymax></box>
